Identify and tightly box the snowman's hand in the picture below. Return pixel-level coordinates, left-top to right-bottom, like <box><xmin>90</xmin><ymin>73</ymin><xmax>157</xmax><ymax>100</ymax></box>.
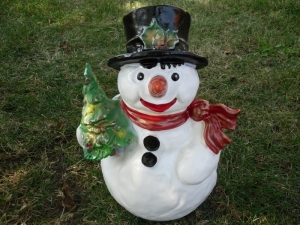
<box><xmin>177</xmin><ymin>143</ymin><xmax>220</xmax><ymax>185</ymax></box>
<box><xmin>76</xmin><ymin>125</ymin><xmax>85</xmax><ymax>148</ymax></box>
<box><xmin>110</xmin><ymin>147</ymin><xmax>125</xmax><ymax>156</ymax></box>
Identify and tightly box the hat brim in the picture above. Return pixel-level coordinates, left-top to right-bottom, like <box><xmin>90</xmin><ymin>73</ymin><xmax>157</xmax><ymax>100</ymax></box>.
<box><xmin>107</xmin><ymin>50</ymin><xmax>208</xmax><ymax>70</ymax></box>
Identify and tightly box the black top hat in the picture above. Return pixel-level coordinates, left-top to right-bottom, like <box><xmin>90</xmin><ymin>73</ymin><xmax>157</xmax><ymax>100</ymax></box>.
<box><xmin>107</xmin><ymin>5</ymin><xmax>208</xmax><ymax>70</ymax></box>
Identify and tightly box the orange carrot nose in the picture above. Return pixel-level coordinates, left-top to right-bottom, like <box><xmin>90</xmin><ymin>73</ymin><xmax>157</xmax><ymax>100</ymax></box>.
<box><xmin>148</xmin><ymin>76</ymin><xmax>168</xmax><ymax>98</ymax></box>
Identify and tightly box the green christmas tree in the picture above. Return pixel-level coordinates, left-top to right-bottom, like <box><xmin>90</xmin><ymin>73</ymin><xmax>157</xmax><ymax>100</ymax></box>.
<box><xmin>79</xmin><ymin>63</ymin><xmax>136</xmax><ymax>161</ymax></box>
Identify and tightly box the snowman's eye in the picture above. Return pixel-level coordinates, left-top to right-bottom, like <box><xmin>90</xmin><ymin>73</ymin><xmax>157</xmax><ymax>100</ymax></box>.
<box><xmin>137</xmin><ymin>72</ymin><xmax>144</xmax><ymax>81</ymax></box>
<box><xmin>171</xmin><ymin>73</ymin><xmax>180</xmax><ymax>81</ymax></box>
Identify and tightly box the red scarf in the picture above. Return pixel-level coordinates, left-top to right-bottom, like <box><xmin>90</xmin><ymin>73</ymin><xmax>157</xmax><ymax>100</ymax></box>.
<box><xmin>121</xmin><ymin>99</ymin><xmax>240</xmax><ymax>154</ymax></box>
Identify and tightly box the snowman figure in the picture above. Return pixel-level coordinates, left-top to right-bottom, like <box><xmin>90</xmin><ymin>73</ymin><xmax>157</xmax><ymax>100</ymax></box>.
<box><xmin>77</xmin><ymin>5</ymin><xmax>240</xmax><ymax>221</ymax></box>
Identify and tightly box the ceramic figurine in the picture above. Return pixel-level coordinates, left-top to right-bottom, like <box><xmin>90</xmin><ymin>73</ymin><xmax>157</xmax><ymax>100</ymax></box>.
<box><xmin>77</xmin><ymin>5</ymin><xmax>240</xmax><ymax>221</ymax></box>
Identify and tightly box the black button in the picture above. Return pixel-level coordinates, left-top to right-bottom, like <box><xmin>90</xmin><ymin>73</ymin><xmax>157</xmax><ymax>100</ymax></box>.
<box><xmin>141</xmin><ymin>152</ymin><xmax>157</xmax><ymax>167</ymax></box>
<box><xmin>143</xmin><ymin>136</ymin><xmax>160</xmax><ymax>151</ymax></box>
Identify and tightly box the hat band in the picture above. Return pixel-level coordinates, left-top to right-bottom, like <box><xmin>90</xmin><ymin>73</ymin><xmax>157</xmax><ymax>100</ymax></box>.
<box><xmin>126</xmin><ymin>37</ymin><xmax>189</xmax><ymax>53</ymax></box>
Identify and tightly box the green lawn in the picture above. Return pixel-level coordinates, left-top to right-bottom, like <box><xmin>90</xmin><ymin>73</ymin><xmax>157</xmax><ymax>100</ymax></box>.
<box><xmin>0</xmin><ymin>0</ymin><xmax>299</xmax><ymax>224</ymax></box>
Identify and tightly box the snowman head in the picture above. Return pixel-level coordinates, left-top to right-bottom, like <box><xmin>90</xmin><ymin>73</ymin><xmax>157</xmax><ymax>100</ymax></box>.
<box><xmin>108</xmin><ymin>5</ymin><xmax>208</xmax><ymax>115</ymax></box>
<box><xmin>118</xmin><ymin>62</ymin><xmax>200</xmax><ymax>115</ymax></box>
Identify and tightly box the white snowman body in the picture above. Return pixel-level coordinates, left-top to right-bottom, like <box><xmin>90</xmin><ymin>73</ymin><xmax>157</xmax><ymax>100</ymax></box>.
<box><xmin>100</xmin><ymin>62</ymin><xmax>221</xmax><ymax>221</ymax></box>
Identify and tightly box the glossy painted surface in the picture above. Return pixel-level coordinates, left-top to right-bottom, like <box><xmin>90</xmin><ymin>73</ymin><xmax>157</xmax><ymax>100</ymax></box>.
<box><xmin>121</xmin><ymin>99</ymin><xmax>188</xmax><ymax>131</ymax></box>
<box><xmin>77</xmin><ymin>62</ymin><xmax>240</xmax><ymax>221</ymax></box>
<box><xmin>118</xmin><ymin>63</ymin><xmax>199</xmax><ymax>115</ymax></box>
<box><xmin>121</xmin><ymin>98</ymin><xmax>240</xmax><ymax>154</ymax></box>
<box><xmin>148</xmin><ymin>75</ymin><xmax>168</xmax><ymax>98</ymax></box>
<box><xmin>107</xmin><ymin>5</ymin><xmax>208</xmax><ymax>70</ymax></box>
<box><xmin>188</xmin><ymin>99</ymin><xmax>240</xmax><ymax>154</ymax></box>
<box><xmin>77</xmin><ymin>5</ymin><xmax>240</xmax><ymax>221</ymax></box>
<box><xmin>100</xmin><ymin>62</ymin><xmax>238</xmax><ymax>221</ymax></box>
<box><xmin>140</xmin><ymin>18</ymin><xmax>179</xmax><ymax>50</ymax></box>
<box><xmin>123</xmin><ymin>5</ymin><xmax>190</xmax><ymax>53</ymax></box>
<box><xmin>101</xmin><ymin>119</ymin><xmax>219</xmax><ymax>221</ymax></box>
<box><xmin>78</xmin><ymin>64</ymin><xmax>136</xmax><ymax>161</ymax></box>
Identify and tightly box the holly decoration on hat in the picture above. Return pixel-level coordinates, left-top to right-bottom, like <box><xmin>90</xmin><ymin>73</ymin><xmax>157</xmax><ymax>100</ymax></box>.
<box><xmin>140</xmin><ymin>18</ymin><xmax>179</xmax><ymax>50</ymax></box>
<box><xmin>79</xmin><ymin>64</ymin><xmax>136</xmax><ymax>161</ymax></box>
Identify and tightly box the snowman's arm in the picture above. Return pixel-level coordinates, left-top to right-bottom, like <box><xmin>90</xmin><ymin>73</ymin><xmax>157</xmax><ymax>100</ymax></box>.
<box><xmin>177</xmin><ymin>145</ymin><xmax>220</xmax><ymax>185</ymax></box>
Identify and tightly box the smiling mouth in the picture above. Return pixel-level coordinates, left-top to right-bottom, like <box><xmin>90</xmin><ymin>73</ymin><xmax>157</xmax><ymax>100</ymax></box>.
<box><xmin>140</xmin><ymin>98</ymin><xmax>177</xmax><ymax>112</ymax></box>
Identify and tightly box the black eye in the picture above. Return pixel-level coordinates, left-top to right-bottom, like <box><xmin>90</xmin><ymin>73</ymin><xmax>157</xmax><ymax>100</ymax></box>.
<box><xmin>171</xmin><ymin>73</ymin><xmax>179</xmax><ymax>81</ymax></box>
<box><xmin>137</xmin><ymin>72</ymin><xmax>144</xmax><ymax>80</ymax></box>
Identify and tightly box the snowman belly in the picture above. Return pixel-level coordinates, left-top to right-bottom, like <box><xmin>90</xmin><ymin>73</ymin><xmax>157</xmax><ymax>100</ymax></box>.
<box><xmin>101</xmin><ymin>119</ymin><xmax>219</xmax><ymax>221</ymax></box>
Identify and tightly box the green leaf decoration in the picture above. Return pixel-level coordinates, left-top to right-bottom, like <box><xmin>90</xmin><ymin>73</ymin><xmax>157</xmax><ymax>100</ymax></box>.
<box><xmin>165</xmin><ymin>29</ymin><xmax>179</xmax><ymax>49</ymax></box>
<box><xmin>140</xmin><ymin>18</ymin><xmax>179</xmax><ymax>50</ymax></box>
<box><xmin>79</xmin><ymin>63</ymin><xmax>136</xmax><ymax>161</ymax></box>
<box><xmin>141</xmin><ymin>19</ymin><xmax>164</xmax><ymax>49</ymax></box>
<box><xmin>153</xmin><ymin>29</ymin><xmax>166</xmax><ymax>49</ymax></box>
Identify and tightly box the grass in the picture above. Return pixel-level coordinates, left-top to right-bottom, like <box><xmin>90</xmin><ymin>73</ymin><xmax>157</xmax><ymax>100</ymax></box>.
<box><xmin>0</xmin><ymin>0</ymin><xmax>299</xmax><ymax>224</ymax></box>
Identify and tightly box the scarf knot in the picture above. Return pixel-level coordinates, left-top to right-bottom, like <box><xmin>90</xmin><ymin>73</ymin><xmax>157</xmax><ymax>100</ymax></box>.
<box><xmin>188</xmin><ymin>99</ymin><xmax>240</xmax><ymax>154</ymax></box>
